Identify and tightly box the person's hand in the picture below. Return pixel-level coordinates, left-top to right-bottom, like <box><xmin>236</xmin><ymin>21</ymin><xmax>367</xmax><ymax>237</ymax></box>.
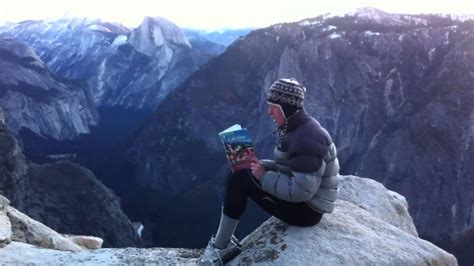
<box><xmin>250</xmin><ymin>159</ymin><xmax>266</xmax><ymax>180</ymax></box>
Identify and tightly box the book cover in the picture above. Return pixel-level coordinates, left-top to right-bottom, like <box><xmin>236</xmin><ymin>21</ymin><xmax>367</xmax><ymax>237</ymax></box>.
<box><xmin>218</xmin><ymin>124</ymin><xmax>258</xmax><ymax>172</ymax></box>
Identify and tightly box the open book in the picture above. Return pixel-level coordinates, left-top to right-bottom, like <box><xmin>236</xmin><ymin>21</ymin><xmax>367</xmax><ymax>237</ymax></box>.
<box><xmin>218</xmin><ymin>124</ymin><xmax>258</xmax><ymax>172</ymax></box>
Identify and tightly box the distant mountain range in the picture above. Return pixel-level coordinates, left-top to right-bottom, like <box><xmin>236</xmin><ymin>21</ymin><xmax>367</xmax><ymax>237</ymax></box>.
<box><xmin>184</xmin><ymin>28</ymin><xmax>255</xmax><ymax>46</ymax></box>
<box><xmin>0</xmin><ymin>17</ymin><xmax>222</xmax><ymax>113</ymax></box>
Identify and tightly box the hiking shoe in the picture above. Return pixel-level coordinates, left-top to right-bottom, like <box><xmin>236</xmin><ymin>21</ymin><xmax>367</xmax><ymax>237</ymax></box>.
<box><xmin>197</xmin><ymin>235</ymin><xmax>242</xmax><ymax>265</ymax></box>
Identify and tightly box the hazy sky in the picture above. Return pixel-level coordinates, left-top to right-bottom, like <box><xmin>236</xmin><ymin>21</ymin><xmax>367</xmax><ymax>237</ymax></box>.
<box><xmin>1</xmin><ymin>0</ymin><xmax>473</xmax><ymax>30</ymax></box>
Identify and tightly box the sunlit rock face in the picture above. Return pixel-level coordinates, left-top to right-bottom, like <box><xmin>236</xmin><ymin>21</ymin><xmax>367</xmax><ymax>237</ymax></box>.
<box><xmin>0</xmin><ymin>38</ymin><xmax>98</xmax><ymax>140</ymax></box>
<box><xmin>0</xmin><ymin>17</ymin><xmax>218</xmax><ymax>111</ymax></box>
<box><xmin>133</xmin><ymin>11</ymin><xmax>474</xmax><ymax>246</ymax></box>
<box><xmin>128</xmin><ymin>16</ymin><xmax>191</xmax><ymax>56</ymax></box>
<box><xmin>92</xmin><ymin>16</ymin><xmax>216</xmax><ymax>110</ymax></box>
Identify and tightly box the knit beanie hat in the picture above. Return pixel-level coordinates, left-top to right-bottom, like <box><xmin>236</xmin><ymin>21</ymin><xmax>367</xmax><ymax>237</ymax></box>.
<box><xmin>267</xmin><ymin>78</ymin><xmax>306</xmax><ymax>117</ymax></box>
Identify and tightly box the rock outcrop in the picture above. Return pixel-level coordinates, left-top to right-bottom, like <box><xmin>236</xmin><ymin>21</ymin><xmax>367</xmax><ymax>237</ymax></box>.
<box><xmin>230</xmin><ymin>175</ymin><xmax>455</xmax><ymax>265</ymax></box>
<box><xmin>0</xmin><ymin>213</ymin><xmax>10</xmax><ymax>248</ymax></box>
<box><xmin>338</xmin><ymin>175</ymin><xmax>418</xmax><ymax>236</ymax></box>
<box><xmin>0</xmin><ymin>195</ymin><xmax>11</xmax><ymax>247</ymax></box>
<box><xmin>7</xmin><ymin>206</ymin><xmax>82</xmax><ymax>251</ymax></box>
<box><xmin>64</xmin><ymin>235</ymin><xmax>104</xmax><ymax>250</ymax></box>
<box><xmin>0</xmin><ymin>195</ymin><xmax>105</xmax><ymax>252</ymax></box>
<box><xmin>0</xmin><ymin>176</ymin><xmax>457</xmax><ymax>265</ymax></box>
<box><xmin>230</xmin><ymin>201</ymin><xmax>456</xmax><ymax>265</ymax></box>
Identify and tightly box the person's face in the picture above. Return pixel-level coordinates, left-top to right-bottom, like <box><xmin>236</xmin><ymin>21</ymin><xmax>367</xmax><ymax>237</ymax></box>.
<box><xmin>267</xmin><ymin>103</ymin><xmax>286</xmax><ymax>126</ymax></box>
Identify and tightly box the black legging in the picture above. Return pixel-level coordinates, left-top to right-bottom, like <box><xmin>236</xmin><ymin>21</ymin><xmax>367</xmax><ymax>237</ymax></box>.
<box><xmin>223</xmin><ymin>169</ymin><xmax>323</xmax><ymax>226</ymax></box>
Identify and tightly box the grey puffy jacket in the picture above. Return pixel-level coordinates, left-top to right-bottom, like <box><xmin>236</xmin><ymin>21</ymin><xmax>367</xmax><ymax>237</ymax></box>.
<box><xmin>260</xmin><ymin>110</ymin><xmax>339</xmax><ymax>213</ymax></box>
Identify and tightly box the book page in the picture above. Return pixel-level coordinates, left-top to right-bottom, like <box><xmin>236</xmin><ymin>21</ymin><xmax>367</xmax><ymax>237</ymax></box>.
<box><xmin>219</xmin><ymin>124</ymin><xmax>242</xmax><ymax>134</ymax></box>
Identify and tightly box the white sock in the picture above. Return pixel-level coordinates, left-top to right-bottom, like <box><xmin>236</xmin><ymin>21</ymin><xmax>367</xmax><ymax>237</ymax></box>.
<box><xmin>213</xmin><ymin>210</ymin><xmax>239</xmax><ymax>249</ymax></box>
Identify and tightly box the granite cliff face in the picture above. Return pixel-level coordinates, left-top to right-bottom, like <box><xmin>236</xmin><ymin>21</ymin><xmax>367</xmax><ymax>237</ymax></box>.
<box><xmin>129</xmin><ymin>17</ymin><xmax>191</xmax><ymax>56</ymax></box>
<box><xmin>0</xmin><ymin>38</ymin><xmax>98</xmax><ymax>140</ymax></box>
<box><xmin>0</xmin><ymin>120</ymin><xmax>140</xmax><ymax>247</ymax></box>
<box><xmin>133</xmin><ymin>10</ymin><xmax>474</xmax><ymax>248</ymax></box>
<box><xmin>92</xmin><ymin>17</ymin><xmax>213</xmax><ymax>110</ymax></box>
<box><xmin>0</xmin><ymin>17</ymin><xmax>219</xmax><ymax>111</ymax></box>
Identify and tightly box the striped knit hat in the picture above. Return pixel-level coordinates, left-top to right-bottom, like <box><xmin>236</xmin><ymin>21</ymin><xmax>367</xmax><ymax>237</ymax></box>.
<box><xmin>267</xmin><ymin>78</ymin><xmax>306</xmax><ymax>110</ymax></box>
